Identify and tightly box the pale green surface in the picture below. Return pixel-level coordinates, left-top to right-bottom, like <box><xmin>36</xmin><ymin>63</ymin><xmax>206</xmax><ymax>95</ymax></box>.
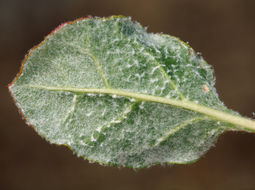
<box><xmin>9</xmin><ymin>16</ymin><xmax>253</xmax><ymax>168</ymax></box>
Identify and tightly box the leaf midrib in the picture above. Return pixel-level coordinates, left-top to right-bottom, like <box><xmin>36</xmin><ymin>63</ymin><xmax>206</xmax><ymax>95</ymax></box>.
<box><xmin>22</xmin><ymin>84</ymin><xmax>255</xmax><ymax>132</ymax></box>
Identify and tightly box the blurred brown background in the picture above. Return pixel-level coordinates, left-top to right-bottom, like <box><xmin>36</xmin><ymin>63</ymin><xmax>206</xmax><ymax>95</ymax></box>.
<box><xmin>1</xmin><ymin>0</ymin><xmax>255</xmax><ymax>190</ymax></box>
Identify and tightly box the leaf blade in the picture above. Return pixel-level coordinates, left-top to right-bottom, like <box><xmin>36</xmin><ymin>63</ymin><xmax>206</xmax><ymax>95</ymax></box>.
<box><xmin>9</xmin><ymin>16</ymin><xmax>255</xmax><ymax>168</ymax></box>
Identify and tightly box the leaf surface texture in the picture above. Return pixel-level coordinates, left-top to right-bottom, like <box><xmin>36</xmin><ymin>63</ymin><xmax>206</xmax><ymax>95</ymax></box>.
<box><xmin>10</xmin><ymin>16</ymin><xmax>244</xmax><ymax>168</ymax></box>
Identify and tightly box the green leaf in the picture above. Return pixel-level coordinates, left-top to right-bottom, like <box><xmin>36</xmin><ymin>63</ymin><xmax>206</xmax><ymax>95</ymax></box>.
<box><xmin>9</xmin><ymin>16</ymin><xmax>255</xmax><ymax>168</ymax></box>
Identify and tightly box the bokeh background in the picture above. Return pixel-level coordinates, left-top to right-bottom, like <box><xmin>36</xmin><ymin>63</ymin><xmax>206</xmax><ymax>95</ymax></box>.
<box><xmin>1</xmin><ymin>0</ymin><xmax>255</xmax><ymax>189</ymax></box>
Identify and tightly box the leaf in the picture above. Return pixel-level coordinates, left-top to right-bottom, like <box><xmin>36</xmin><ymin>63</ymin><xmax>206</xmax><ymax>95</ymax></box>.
<box><xmin>9</xmin><ymin>16</ymin><xmax>255</xmax><ymax>168</ymax></box>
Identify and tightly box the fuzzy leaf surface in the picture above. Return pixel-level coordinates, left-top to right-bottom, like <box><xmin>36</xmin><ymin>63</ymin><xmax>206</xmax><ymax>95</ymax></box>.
<box><xmin>10</xmin><ymin>16</ymin><xmax>245</xmax><ymax>168</ymax></box>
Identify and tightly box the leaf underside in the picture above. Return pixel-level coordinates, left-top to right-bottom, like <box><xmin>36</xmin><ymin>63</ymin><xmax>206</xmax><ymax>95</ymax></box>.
<box><xmin>9</xmin><ymin>16</ymin><xmax>239</xmax><ymax>168</ymax></box>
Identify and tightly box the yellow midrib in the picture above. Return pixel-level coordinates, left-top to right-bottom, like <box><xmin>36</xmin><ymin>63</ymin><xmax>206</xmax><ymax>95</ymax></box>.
<box><xmin>23</xmin><ymin>84</ymin><xmax>255</xmax><ymax>132</ymax></box>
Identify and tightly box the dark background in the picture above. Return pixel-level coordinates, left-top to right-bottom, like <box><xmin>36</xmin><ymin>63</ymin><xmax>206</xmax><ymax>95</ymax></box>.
<box><xmin>1</xmin><ymin>0</ymin><xmax>255</xmax><ymax>189</ymax></box>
